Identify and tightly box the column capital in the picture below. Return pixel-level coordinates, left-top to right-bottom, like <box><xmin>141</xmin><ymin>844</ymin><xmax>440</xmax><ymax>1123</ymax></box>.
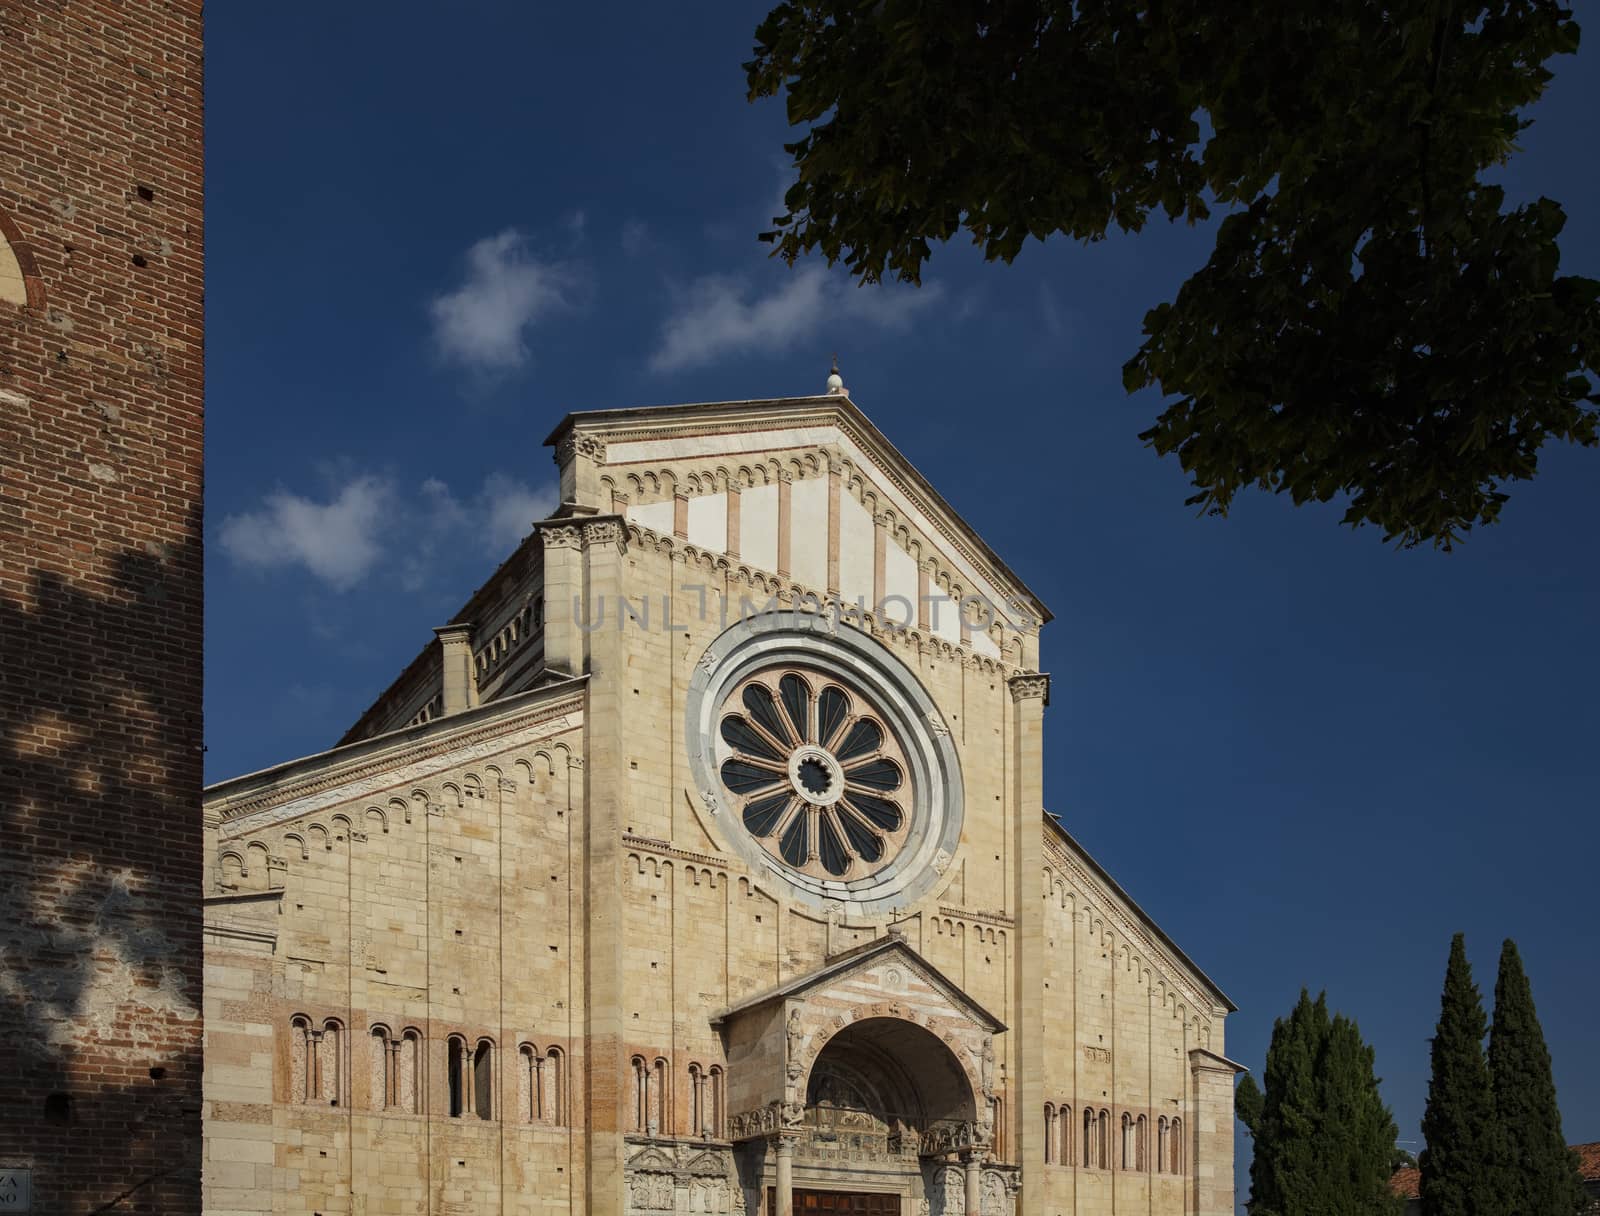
<box><xmin>1007</xmin><ymin>671</ymin><xmax>1050</xmax><ymax>705</ymax></box>
<box><xmin>553</xmin><ymin>431</ymin><xmax>606</xmax><ymax>466</ymax></box>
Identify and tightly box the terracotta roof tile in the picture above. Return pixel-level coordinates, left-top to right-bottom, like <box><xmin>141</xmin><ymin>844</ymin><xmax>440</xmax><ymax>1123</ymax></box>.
<box><xmin>1390</xmin><ymin>1166</ymin><xmax>1421</xmax><ymax>1200</ymax></box>
<box><xmin>1389</xmin><ymin>1143</ymin><xmax>1600</xmax><ymax>1201</ymax></box>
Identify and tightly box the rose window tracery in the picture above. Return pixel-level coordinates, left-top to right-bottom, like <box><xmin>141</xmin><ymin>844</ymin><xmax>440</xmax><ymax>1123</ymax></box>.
<box><xmin>717</xmin><ymin>668</ymin><xmax>910</xmax><ymax>880</ymax></box>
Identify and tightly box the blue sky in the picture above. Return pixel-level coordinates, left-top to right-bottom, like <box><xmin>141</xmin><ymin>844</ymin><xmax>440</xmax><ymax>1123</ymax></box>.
<box><xmin>205</xmin><ymin>1</ymin><xmax>1600</xmax><ymax>1193</ymax></box>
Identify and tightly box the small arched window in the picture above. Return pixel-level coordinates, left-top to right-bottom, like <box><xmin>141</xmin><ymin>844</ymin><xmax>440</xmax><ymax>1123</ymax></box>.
<box><xmin>519</xmin><ymin>1044</ymin><xmax>539</xmax><ymax>1123</ymax></box>
<box><xmin>1170</xmin><ymin>1117</ymin><xmax>1183</xmax><ymax>1174</ymax></box>
<box><xmin>370</xmin><ymin>1025</ymin><xmax>393</xmax><ymax>1109</ymax></box>
<box><xmin>448</xmin><ymin>1036</ymin><xmax>468</xmax><ymax>1117</ymax></box>
<box><xmin>650</xmin><ymin>1057</ymin><xmax>667</xmax><ymax>1135</ymax></box>
<box><xmin>631</xmin><ymin>1056</ymin><xmax>648</xmax><ymax>1132</ymax></box>
<box><xmin>473</xmin><ymin>1040</ymin><xmax>494</xmax><ymax>1121</ymax></box>
<box><xmin>1096</xmin><ymin>1109</ymin><xmax>1110</xmax><ymax>1169</ymax></box>
<box><xmin>399</xmin><ymin>1029</ymin><xmax>421</xmax><ymax>1113</ymax></box>
<box><xmin>545</xmin><ymin>1046</ymin><xmax>564</xmax><ymax>1124</ymax></box>
<box><xmin>1059</xmin><ymin>1104</ymin><xmax>1072</xmax><ymax>1167</ymax></box>
<box><xmin>707</xmin><ymin>1064</ymin><xmax>724</xmax><ymax>1138</ymax></box>
<box><xmin>689</xmin><ymin>1064</ymin><xmax>704</xmax><ymax>1137</ymax></box>
<box><xmin>0</xmin><ymin>206</ymin><xmax>43</xmax><ymax>310</ymax></box>
<box><xmin>1083</xmin><ymin>1107</ymin><xmax>1095</xmax><ymax>1168</ymax></box>
<box><xmin>1136</xmin><ymin>1115</ymin><xmax>1147</xmax><ymax>1171</ymax></box>
<box><xmin>1043</xmin><ymin>1104</ymin><xmax>1055</xmax><ymax>1164</ymax></box>
<box><xmin>319</xmin><ymin>1020</ymin><xmax>344</xmax><ymax>1106</ymax></box>
<box><xmin>1122</xmin><ymin>1112</ymin><xmax>1134</xmax><ymax>1169</ymax></box>
<box><xmin>289</xmin><ymin>1016</ymin><xmax>313</xmax><ymax>1103</ymax></box>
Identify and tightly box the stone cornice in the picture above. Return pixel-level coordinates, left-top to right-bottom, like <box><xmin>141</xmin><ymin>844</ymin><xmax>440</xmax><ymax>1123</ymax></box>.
<box><xmin>207</xmin><ymin>681</ymin><xmax>585</xmax><ymax>834</ymax></box>
<box><xmin>621</xmin><ymin>833</ymin><xmax>730</xmax><ymax>872</ymax></box>
<box><xmin>1043</xmin><ymin>815</ymin><xmax>1234</xmax><ymax>1016</ymax></box>
<box><xmin>937</xmin><ymin>906</ymin><xmax>1016</xmax><ymax>929</ymax></box>
<box><xmin>543</xmin><ymin>395</ymin><xmax>1051</xmax><ymax>627</ymax></box>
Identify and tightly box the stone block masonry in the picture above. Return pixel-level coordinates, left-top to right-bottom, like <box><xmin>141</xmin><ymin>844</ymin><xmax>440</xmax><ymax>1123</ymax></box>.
<box><xmin>0</xmin><ymin>2</ymin><xmax>205</xmax><ymax>1213</ymax></box>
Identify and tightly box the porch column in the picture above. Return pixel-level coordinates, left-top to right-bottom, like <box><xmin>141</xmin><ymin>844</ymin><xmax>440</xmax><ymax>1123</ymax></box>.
<box><xmin>775</xmin><ymin>1133</ymin><xmax>797</xmax><ymax>1216</ymax></box>
<box><xmin>962</xmin><ymin>1150</ymin><xmax>982</xmax><ymax>1216</ymax></box>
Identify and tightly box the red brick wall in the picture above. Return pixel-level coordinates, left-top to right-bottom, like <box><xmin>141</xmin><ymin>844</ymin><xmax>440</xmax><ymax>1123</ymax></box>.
<box><xmin>0</xmin><ymin>3</ymin><xmax>204</xmax><ymax>1212</ymax></box>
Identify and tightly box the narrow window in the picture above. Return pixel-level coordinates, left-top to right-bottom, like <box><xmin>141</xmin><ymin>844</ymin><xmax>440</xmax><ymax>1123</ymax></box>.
<box><xmin>1170</xmin><ymin>1117</ymin><xmax>1183</xmax><ymax>1173</ymax></box>
<box><xmin>651</xmin><ymin>1057</ymin><xmax>667</xmax><ymax>1134</ymax></box>
<box><xmin>1043</xmin><ymin>1104</ymin><xmax>1055</xmax><ymax>1164</ymax></box>
<box><xmin>708</xmin><ymin>1065</ymin><xmax>723</xmax><ymax>1137</ymax></box>
<box><xmin>1059</xmin><ymin>1104</ymin><xmax>1072</xmax><ymax>1167</ymax></box>
<box><xmin>1097</xmin><ymin>1109</ymin><xmax>1110</xmax><ymax>1169</ymax></box>
<box><xmin>448</xmin><ymin>1037</ymin><xmax>466</xmax><ymax>1117</ymax></box>
<box><xmin>1083</xmin><ymin>1108</ymin><xmax>1094</xmax><ymax>1168</ymax></box>
<box><xmin>290</xmin><ymin>1016</ymin><xmax>313</xmax><ymax>1103</ymax></box>
<box><xmin>689</xmin><ymin>1064</ymin><xmax>703</xmax><ymax>1137</ymax></box>
<box><xmin>1136</xmin><ymin>1115</ymin><xmax>1147</xmax><ymax>1171</ymax></box>
<box><xmin>520</xmin><ymin>1044</ymin><xmax>538</xmax><ymax>1122</ymax></box>
<box><xmin>400</xmin><ymin>1030</ymin><xmax>420</xmax><ymax>1113</ymax></box>
<box><xmin>474</xmin><ymin>1040</ymin><xmax>493</xmax><ymax>1120</ymax></box>
<box><xmin>370</xmin><ymin>1025</ymin><xmax>392</xmax><ymax>1108</ymax></box>
<box><xmin>631</xmin><ymin>1056</ymin><xmax>647</xmax><ymax>1132</ymax></box>
<box><xmin>1158</xmin><ymin>1117</ymin><xmax>1168</xmax><ymax>1173</ymax></box>
<box><xmin>320</xmin><ymin>1020</ymin><xmax>343</xmax><ymax>1106</ymax></box>
<box><xmin>545</xmin><ymin>1047</ymin><xmax>564</xmax><ymax>1124</ymax></box>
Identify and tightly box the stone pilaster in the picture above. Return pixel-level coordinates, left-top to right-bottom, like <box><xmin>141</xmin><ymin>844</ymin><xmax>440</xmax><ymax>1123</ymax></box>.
<box><xmin>541</xmin><ymin>524</ymin><xmax>585</xmax><ymax>677</ymax></box>
<box><xmin>584</xmin><ymin>517</ymin><xmax>630</xmax><ymax>1216</ymax></box>
<box><xmin>554</xmin><ymin>429</ymin><xmax>607</xmax><ymax>508</ymax></box>
<box><xmin>1008</xmin><ymin>671</ymin><xmax>1050</xmax><ymax>1214</ymax></box>
<box><xmin>1189</xmin><ymin>1048</ymin><xmax>1243</xmax><ymax>1216</ymax></box>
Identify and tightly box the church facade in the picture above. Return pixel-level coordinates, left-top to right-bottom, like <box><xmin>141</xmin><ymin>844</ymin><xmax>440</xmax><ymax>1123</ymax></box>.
<box><xmin>201</xmin><ymin>385</ymin><xmax>1239</xmax><ymax>1216</ymax></box>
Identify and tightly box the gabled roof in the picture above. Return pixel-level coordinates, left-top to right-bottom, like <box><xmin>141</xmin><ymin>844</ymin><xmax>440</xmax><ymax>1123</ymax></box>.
<box><xmin>545</xmin><ymin>393</ymin><xmax>1051</xmax><ymax>627</ymax></box>
<box><xmin>205</xmin><ymin>675</ymin><xmax>585</xmax><ymax>834</ymax></box>
<box><xmin>1045</xmin><ymin>811</ymin><xmax>1236</xmax><ymax>1013</ymax></box>
<box><xmin>710</xmin><ymin>933</ymin><xmax>1005</xmax><ymax>1033</ymax></box>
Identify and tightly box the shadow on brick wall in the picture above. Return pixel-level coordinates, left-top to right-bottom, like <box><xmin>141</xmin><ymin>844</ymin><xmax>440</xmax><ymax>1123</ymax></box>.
<box><xmin>0</xmin><ymin>535</ymin><xmax>203</xmax><ymax>1212</ymax></box>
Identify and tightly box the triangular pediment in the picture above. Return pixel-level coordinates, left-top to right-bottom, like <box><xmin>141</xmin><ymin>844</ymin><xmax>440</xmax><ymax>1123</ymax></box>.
<box><xmin>624</xmin><ymin>1146</ymin><xmax>677</xmax><ymax>1174</ymax></box>
<box><xmin>712</xmin><ymin>934</ymin><xmax>1004</xmax><ymax>1034</ymax></box>
<box><xmin>547</xmin><ymin>395</ymin><xmax>1050</xmax><ymax>651</ymax></box>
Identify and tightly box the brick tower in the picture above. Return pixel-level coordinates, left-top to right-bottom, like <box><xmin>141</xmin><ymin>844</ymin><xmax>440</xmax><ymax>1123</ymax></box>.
<box><xmin>0</xmin><ymin>3</ymin><xmax>205</xmax><ymax>1212</ymax></box>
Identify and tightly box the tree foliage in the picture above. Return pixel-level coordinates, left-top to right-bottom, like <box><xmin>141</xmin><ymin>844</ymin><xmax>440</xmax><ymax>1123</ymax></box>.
<box><xmin>1489</xmin><ymin>939</ymin><xmax>1586</xmax><ymax>1215</ymax></box>
<box><xmin>746</xmin><ymin>0</ymin><xmax>1599</xmax><ymax>548</ymax></box>
<box><xmin>1419</xmin><ymin>934</ymin><xmax>1503</xmax><ymax>1216</ymax></box>
<box><xmin>1245</xmin><ymin>990</ymin><xmax>1400</xmax><ymax>1216</ymax></box>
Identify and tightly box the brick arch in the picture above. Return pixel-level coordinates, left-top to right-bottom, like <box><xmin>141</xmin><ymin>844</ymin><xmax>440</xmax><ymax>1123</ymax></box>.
<box><xmin>0</xmin><ymin>205</ymin><xmax>46</xmax><ymax>310</ymax></box>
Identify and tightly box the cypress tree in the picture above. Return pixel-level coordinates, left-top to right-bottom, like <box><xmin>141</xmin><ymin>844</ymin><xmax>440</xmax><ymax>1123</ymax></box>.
<box><xmin>1319</xmin><ymin>1010</ymin><xmax>1402</xmax><ymax>1216</ymax></box>
<box><xmin>1419</xmin><ymin>934</ymin><xmax>1501</xmax><ymax>1216</ymax></box>
<box><xmin>1246</xmin><ymin>989</ymin><xmax>1400</xmax><ymax>1216</ymax></box>
<box><xmin>1489</xmin><ymin>939</ymin><xmax>1586</xmax><ymax>1216</ymax></box>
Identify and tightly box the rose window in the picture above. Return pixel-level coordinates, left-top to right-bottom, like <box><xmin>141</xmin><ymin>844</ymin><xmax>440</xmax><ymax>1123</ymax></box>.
<box><xmin>717</xmin><ymin>668</ymin><xmax>910</xmax><ymax>880</ymax></box>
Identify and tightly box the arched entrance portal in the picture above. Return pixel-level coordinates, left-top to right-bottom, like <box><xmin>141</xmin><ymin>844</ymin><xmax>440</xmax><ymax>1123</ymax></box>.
<box><xmin>803</xmin><ymin>1017</ymin><xmax>978</xmax><ymax>1142</ymax></box>
<box><xmin>752</xmin><ymin>1018</ymin><xmax>987</xmax><ymax>1216</ymax></box>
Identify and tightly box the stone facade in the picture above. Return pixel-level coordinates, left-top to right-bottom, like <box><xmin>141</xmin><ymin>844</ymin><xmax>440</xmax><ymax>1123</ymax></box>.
<box><xmin>203</xmin><ymin>392</ymin><xmax>1238</xmax><ymax>1216</ymax></box>
<box><xmin>1</xmin><ymin>3</ymin><xmax>205</xmax><ymax>1212</ymax></box>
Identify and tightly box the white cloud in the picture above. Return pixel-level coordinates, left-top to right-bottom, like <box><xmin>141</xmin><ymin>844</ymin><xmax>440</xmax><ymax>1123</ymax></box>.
<box><xmin>218</xmin><ymin>475</ymin><xmax>393</xmax><ymax>592</ymax></box>
<box><xmin>220</xmin><ymin>472</ymin><xmax>557</xmax><ymax>593</ymax></box>
<box><xmin>479</xmin><ymin>472</ymin><xmax>559</xmax><ymax>551</ymax></box>
<box><xmin>429</xmin><ymin>230</ymin><xmax>579</xmax><ymax>373</ymax></box>
<box><xmin>649</xmin><ymin>264</ymin><xmax>943</xmax><ymax>373</ymax></box>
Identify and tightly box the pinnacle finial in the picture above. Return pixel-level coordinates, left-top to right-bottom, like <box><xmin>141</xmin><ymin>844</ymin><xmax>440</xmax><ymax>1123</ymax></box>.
<box><xmin>826</xmin><ymin>353</ymin><xmax>846</xmax><ymax>396</ymax></box>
